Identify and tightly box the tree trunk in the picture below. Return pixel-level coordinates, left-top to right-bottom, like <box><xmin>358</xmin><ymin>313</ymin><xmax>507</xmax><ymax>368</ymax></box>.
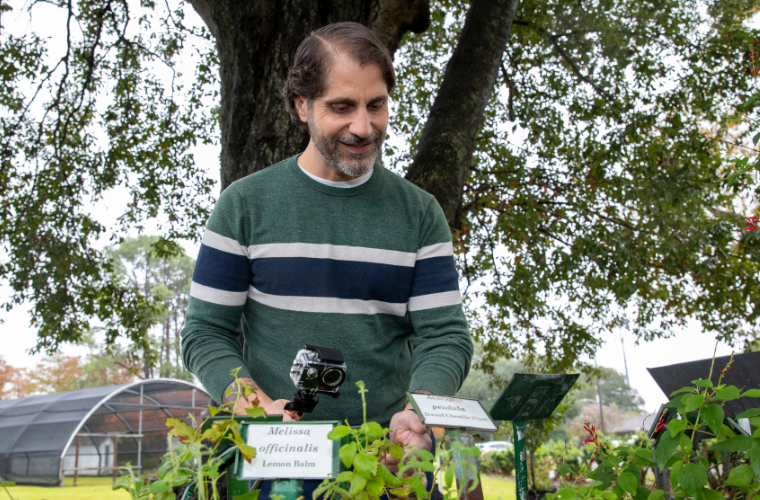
<box><xmin>186</xmin><ymin>0</ymin><xmax>431</xmax><ymax>190</ymax></box>
<box><xmin>405</xmin><ymin>0</ymin><xmax>519</xmax><ymax>229</ymax></box>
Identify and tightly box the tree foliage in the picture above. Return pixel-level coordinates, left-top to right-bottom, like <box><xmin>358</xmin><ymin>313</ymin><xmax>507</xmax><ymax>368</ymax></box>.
<box><xmin>2</xmin><ymin>0</ymin><xmax>760</xmax><ymax>372</ymax></box>
<box><xmin>389</xmin><ymin>0</ymin><xmax>760</xmax><ymax>372</ymax></box>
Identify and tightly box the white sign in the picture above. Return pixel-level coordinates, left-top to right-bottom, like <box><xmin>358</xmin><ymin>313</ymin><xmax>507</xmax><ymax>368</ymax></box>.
<box><xmin>409</xmin><ymin>393</ymin><xmax>497</xmax><ymax>431</ymax></box>
<box><xmin>240</xmin><ymin>423</ymin><xmax>335</xmax><ymax>479</ymax></box>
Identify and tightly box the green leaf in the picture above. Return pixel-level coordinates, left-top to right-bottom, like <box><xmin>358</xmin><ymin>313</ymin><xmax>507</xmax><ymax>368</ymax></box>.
<box><xmin>670</xmin><ymin>460</ymin><xmax>683</xmax><ymax>488</ymax></box>
<box><xmin>633</xmin><ymin>448</ymin><xmax>655</xmax><ymax>463</ymax></box>
<box><xmin>1</xmin><ymin>482</ymin><xmax>16</xmax><ymax>487</ymax></box>
<box><xmin>682</xmin><ymin>394</ymin><xmax>704</xmax><ymax>412</ymax></box>
<box><xmin>349</xmin><ymin>473</ymin><xmax>368</xmax><ymax>496</ymax></box>
<box><xmin>741</xmin><ymin>389</ymin><xmax>760</xmax><ymax>398</ymax></box>
<box><xmin>244</xmin><ymin>406</ymin><xmax>266</xmax><ymax>419</ymax></box>
<box><xmin>634</xmin><ymin>487</ymin><xmax>651</xmax><ymax>500</ymax></box>
<box><xmin>388</xmin><ymin>443</ymin><xmax>405</xmax><ymax>460</ymax></box>
<box><xmin>445</xmin><ymin>464</ymin><xmax>455</xmax><ymax>489</ymax></box>
<box><xmin>148</xmin><ymin>480</ymin><xmax>170</xmax><ymax>494</ymax></box>
<box><xmin>678</xmin><ymin>463</ymin><xmax>707</xmax><ymax>495</ymax></box>
<box><xmin>602</xmin><ymin>492</ymin><xmax>618</xmax><ymax>500</ymax></box>
<box><xmin>679</xmin><ymin>432</ymin><xmax>693</xmax><ymax>453</ymax></box>
<box><xmin>665</xmin><ymin>396</ymin><xmax>683</xmax><ymax>408</ymax></box>
<box><xmin>701</xmin><ymin>488</ymin><xmax>723</xmax><ymax>500</ymax></box>
<box><xmin>234</xmin><ymin>490</ymin><xmax>261</xmax><ymax>500</ymax></box>
<box><xmin>618</xmin><ymin>472</ymin><xmax>638</xmax><ymax>495</ymax></box>
<box><xmin>726</xmin><ymin>464</ymin><xmax>754</xmax><ymax>486</ymax></box>
<box><xmin>751</xmin><ymin>440</ymin><xmax>760</xmax><ymax>477</ymax></box>
<box><xmin>360</xmin><ymin>421</ymin><xmax>384</xmax><ymax>440</ymax></box>
<box><xmin>556</xmin><ymin>488</ymin><xmax>578</xmax><ymax>500</ymax></box>
<box><xmin>336</xmin><ymin>471</ymin><xmax>354</xmax><ymax>482</ymax></box>
<box><xmin>667</xmin><ymin>418</ymin><xmax>688</xmax><ymax>437</ymax></box>
<box><xmin>701</xmin><ymin>404</ymin><xmax>724</xmax><ymax>435</ymax></box>
<box><xmin>377</xmin><ymin>464</ymin><xmax>402</xmax><ymax>488</ymax></box>
<box><xmin>741</xmin><ymin>95</ymin><xmax>759</xmax><ymax>109</ymax></box>
<box><xmin>656</xmin><ymin>431</ymin><xmax>679</xmax><ymax>469</ymax></box>
<box><xmin>366</xmin><ymin>476</ymin><xmax>384</xmax><ymax>496</ymax></box>
<box><xmin>353</xmin><ymin>452</ymin><xmax>379</xmax><ymax>476</ymax></box>
<box><xmin>737</xmin><ymin>408</ymin><xmax>760</xmax><ymax>419</ymax></box>
<box><xmin>710</xmin><ymin>435</ymin><xmax>752</xmax><ymax>452</ymax></box>
<box><xmin>753</xmin><ymin>132</ymin><xmax>760</xmax><ymax>146</ymax></box>
<box><xmin>692</xmin><ymin>379</ymin><xmax>713</xmax><ymax>388</ymax></box>
<box><xmin>206</xmin><ymin>405</ymin><xmax>222</xmax><ymax>417</ymax></box>
<box><xmin>339</xmin><ymin>442</ymin><xmax>357</xmax><ymax>468</ymax></box>
<box><xmin>648</xmin><ymin>490</ymin><xmax>665</xmax><ymax>500</ymax></box>
<box><xmin>557</xmin><ymin>464</ymin><xmax>573</xmax><ymax>475</ymax></box>
<box><xmin>612</xmin><ymin>485</ymin><xmax>626</xmax><ymax>499</ymax></box>
<box><xmin>715</xmin><ymin>386</ymin><xmax>742</xmax><ymax>401</ymax></box>
<box><xmin>328</xmin><ymin>425</ymin><xmax>351</xmax><ymax>440</ymax></box>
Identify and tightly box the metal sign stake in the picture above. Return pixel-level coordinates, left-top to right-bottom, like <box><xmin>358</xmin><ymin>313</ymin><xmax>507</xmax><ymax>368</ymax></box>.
<box><xmin>512</xmin><ymin>421</ymin><xmax>528</xmax><ymax>500</ymax></box>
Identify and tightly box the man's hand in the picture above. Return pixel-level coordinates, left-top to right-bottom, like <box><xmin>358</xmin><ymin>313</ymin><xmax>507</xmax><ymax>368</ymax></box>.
<box><xmin>223</xmin><ymin>378</ymin><xmax>301</xmax><ymax>421</ymax></box>
<box><xmin>386</xmin><ymin>407</ymin><xmax>432</xmax><ymax>473</ymax></box>
<box><xmin>263</xmin><ymin>399</ymin><xmax>301</xmax><ymax>422</ymax></box>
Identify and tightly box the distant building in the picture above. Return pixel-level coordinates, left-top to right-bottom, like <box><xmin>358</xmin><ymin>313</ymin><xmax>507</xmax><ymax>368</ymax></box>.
<box><xmin>0</xmin><ymin>379</ymin><xmax>210</xmax><ymax>486</ymax></box>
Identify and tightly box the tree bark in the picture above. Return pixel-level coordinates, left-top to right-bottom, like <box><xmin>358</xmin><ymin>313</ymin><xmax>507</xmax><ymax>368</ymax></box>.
<box><xmin>405</xmin><ymin>0</ymin><xmax>519</xmax><ymax>229</ymax></box>
<box><xmin>186</xmin><ymin>0</ymin><xmax>430</xmax><ymax>190</ymax></box>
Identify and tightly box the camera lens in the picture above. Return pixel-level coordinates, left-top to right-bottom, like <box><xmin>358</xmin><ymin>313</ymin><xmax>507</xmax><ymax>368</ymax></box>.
<box><xmin>321</xmin><ymin>367</ymin><xmax>344</xmax><ymax>387</ymax></box>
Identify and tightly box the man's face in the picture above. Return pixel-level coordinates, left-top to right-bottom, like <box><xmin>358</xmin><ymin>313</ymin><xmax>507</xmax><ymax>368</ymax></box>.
<box><xmin>298</xmin><ymin>53</ymin><xmax>389</xmax><ymax>177</ymax></box>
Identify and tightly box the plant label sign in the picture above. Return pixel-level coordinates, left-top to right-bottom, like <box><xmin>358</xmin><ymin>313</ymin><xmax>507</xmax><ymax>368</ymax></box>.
<box><xmin>238</xmin><ymin>422</ymin><xmax>338</xmax><ymax>480</ymax></box>
<box><xmin>406</xmin><ymin>393</ymin><xmax>497</xmax><ymax>431</ymax></box>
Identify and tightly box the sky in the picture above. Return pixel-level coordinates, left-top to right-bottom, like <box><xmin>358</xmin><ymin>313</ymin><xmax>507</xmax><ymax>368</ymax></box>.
<box><xmin>0</xmin><ymin>0</ymin><xmax>749</xmax><ymax>415</ymax></box>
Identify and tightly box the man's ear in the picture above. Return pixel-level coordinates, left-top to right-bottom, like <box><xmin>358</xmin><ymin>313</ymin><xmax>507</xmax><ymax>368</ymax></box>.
<box><xmin>294</xmin><ymin>95</ymin><xmax>308</xmax><ymax>124</ymax></box>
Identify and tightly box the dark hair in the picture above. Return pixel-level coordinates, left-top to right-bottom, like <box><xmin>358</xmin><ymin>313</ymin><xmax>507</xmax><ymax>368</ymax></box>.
<box><xmin>282</xmin><ymin>22</ymin><xmax>396</xmax><ymax>129</ymax></box>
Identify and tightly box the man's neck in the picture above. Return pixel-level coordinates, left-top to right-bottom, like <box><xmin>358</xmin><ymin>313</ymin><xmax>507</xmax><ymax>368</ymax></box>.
<box><xmin>297</xmin><ymin>141</ymin><xmax>361</xmax><ymax>182</ymax></box>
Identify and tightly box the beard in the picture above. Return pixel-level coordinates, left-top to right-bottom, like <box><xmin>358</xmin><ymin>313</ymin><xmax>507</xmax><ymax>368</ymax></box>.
<box><xmin>307</xmin><ymin>110</ymin><xmax>384</xmax><ymax>177</ymax></box>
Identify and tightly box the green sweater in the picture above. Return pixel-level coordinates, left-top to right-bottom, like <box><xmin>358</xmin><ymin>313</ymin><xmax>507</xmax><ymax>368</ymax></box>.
<box><xmin>181</xmin><ymin>155</ymin><xmax>472</xmax><ymax>426</ymax></box>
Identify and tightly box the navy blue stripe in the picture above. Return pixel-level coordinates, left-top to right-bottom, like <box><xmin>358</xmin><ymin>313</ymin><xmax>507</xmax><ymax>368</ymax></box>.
<box><xmin>193</xmin><ymin>244</ymin><xmax>251</xmax><ymax>292</ymax></box>
<box><xmin>410</xmin><ymin>256</ymin><xmax>460</xmax><ymax>297</ymax></box>
<box><xmin>251</xmin><ymin>258</ymin><xmax>414</xmax><ymax>303</ymax></box>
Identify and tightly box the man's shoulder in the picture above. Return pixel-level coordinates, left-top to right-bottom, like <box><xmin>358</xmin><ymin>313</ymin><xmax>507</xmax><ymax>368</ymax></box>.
<box><xmin>226</xmin><ymin>156</ymin><xmax>296</xmax><ymax>194</ymax></box>
<box><xmin>375</xmin><ymin>164</ymin><xmax>437</xmax><ymax>206</ymax></box>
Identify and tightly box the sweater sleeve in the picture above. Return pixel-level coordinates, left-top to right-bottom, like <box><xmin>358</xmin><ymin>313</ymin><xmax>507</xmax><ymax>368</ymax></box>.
<box><xmin>181</xmin><ymin>184</ymin><xmax>254</xmax><ymax>403</ymax></box>
<box><xmin>407</xmin><ymin>198</ymin><xmax>473</xmax><ymax>396</ymax></box>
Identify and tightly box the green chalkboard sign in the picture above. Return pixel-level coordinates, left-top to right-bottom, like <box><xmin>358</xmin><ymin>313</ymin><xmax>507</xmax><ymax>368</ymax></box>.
<box><xmin>489</xmin><ymin>373</ymin><xmax>579</xmax><ymax>422</ymax></box>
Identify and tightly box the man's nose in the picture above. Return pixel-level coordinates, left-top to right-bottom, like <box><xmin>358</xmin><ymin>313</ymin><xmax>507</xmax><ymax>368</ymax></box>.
<box><xmin>349</xmin><ymin>107</ymin><xmax>372</xmax><ymax>138</ymax></box>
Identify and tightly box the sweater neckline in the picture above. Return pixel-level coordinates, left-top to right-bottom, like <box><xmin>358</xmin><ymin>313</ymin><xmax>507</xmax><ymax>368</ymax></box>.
<box><xmin>287</xmin><ymin>155</ymin><xmax>381</xmax><ymax>197</ymax></box>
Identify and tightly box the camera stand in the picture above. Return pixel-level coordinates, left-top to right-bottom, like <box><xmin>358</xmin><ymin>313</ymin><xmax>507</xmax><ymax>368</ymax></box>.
<box><xmin>284</xmin><ymin>389</ymin><xmax>319</xmax><ymax>414</ymax></box>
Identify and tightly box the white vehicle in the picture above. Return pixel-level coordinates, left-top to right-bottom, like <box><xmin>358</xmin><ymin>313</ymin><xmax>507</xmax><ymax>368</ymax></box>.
<box><xmin>476</xmin><ymin>441</ymin><xmax>514</xmax><ymax>453</ymax></box>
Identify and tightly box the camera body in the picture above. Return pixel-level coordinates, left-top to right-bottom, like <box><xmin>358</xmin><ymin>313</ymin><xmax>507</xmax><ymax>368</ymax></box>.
<box><xmin>289</xmin><ymin>345</ymin><xmax>347</xmax><ymax>395</ymax></box>
<box><xmin>285</xmin><ymin>345</ymin><xmax>347</xmax><ymax>414</ymax></box>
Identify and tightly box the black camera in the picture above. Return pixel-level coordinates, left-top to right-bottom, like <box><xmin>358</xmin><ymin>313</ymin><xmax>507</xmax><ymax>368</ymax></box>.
<box><xmin>284</xmin><ymin>345</ymin><xmax>347</xmax><ymax>414</ymax></box>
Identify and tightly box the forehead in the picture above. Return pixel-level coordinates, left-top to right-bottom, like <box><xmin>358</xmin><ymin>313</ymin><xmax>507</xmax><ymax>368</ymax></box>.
<box><xmin>320</xmin><ymin>53</ymin><xmax>388</xmax><ymax>99</ymax></box>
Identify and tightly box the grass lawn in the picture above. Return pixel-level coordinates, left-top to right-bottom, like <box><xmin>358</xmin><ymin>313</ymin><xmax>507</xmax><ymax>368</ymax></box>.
<box><xmin>5</xmin><ymin>476</ymin><xmax>130</xmax><ymax>500</ymax></box>
<box><xmin>480</xmin><ymin>475</ymin><xmax>517</xmax><ymax>500</ymax></box>
<box><xmin>4</xmin><ymin>473</ymin><xmax>516</xmax><ymax>500</ymax></box>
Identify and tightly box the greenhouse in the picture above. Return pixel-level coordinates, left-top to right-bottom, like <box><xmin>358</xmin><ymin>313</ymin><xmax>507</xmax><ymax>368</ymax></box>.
<box><xmin>0</xmin><ymin>378</ymin><xmax>211</xmax><ymax>486</ymax></box>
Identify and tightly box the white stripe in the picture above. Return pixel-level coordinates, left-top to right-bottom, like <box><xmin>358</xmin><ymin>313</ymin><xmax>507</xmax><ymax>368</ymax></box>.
<box><xmin>190</xmin><ymin>281</ymin><xmax>248</xmax><ymax>307</ymax></box>
<box><xmin>202</xmin><ymin>229</ymin><xmax>248</xmax><ymax>257</ymax></box>
<box><xmin>247</xmin><ymin>243</ymin><xmax>417</xmax><ymax>267</ymax></box>
<box><xmin>407</xmin><ymin>290</ymin><xmax>463</xmax><ymax>312</ymax></box>
<box><xmin>248</xmin><ymin>287</ymin><xmax>407</xmax><ymax>316</ymax></box>
<box><xmin>417</xmin><ymin>242</ymin><xmax>454</xmax><ymax>260</ymax></box>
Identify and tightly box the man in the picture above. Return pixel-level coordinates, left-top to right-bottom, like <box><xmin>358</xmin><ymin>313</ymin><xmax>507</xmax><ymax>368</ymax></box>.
<box><xmin>181</xmin><ymin>21</ymin><xmax>473</xmax><ymax>490</ymax></box>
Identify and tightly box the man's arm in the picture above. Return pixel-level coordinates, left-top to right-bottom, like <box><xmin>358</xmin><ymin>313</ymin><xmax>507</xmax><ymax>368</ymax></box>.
<box><xmin>181</xmin><ymin>185</ymin><xmax>262</xmax><ymax>404</ymax></box>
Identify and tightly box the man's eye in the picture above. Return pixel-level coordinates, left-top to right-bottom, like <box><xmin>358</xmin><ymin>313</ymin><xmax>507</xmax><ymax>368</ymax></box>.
<box><xmin>333</xmin><ymin>106</ymin><xmax>350</xmax><ymax>113</ymax></box>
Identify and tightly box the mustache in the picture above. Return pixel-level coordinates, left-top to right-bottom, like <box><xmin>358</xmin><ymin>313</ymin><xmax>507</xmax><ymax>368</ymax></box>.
<box><xmin>337</xmin><ymin>133</ymin><xmax>380</xmax><ymax>146</ymax></box>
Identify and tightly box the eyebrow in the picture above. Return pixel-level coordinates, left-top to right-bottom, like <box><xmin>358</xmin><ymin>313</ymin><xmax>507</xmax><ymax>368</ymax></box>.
<box><xmin>323</xmin><ymin>95</ymin><xmax>388</xmax><ymax>106</ymax></box>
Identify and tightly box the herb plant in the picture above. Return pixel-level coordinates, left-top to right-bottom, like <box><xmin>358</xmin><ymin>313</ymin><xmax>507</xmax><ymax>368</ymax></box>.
<box><xmin>548</xmin><ymin>354</ymin><xmax>760</xmax><ymax>500</ymax></box>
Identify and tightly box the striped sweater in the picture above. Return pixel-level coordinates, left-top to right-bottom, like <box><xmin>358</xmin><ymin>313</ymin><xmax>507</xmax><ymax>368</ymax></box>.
<box><xmin>181</xmin><ymin>155</ymin><xmax>473</xmax><ymax>426</ymax></box>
